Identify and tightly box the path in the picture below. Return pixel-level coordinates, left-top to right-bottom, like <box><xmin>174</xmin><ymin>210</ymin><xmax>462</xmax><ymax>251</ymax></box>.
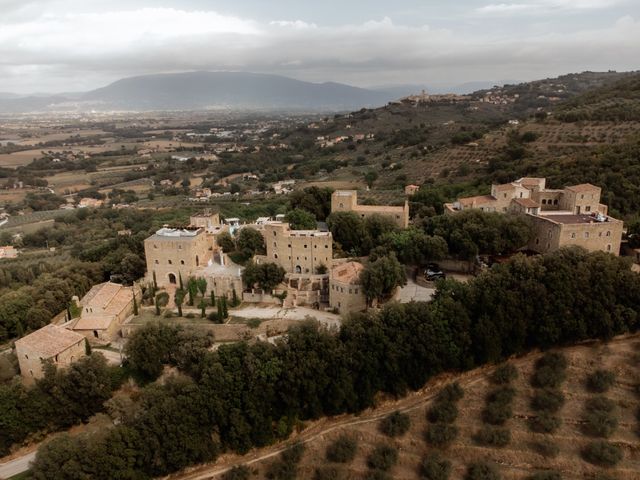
<box><xmin>0</xmin><ymin>451</ymin><xmax>35</xmax><ymax>479</ymax></box>
<box><xmin>168</xmin><ymin>333</ymin><xmax>640</xmax><ymax>480</ymax></box>
<box><xmin>230</xmin><ymin>305</ymin><xmax>341</xmax><ymax>328</ymax></box>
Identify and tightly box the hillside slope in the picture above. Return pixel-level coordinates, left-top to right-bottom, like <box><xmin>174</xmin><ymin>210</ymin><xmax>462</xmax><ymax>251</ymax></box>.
<box><xmin>173</xmin><ymin>334</ymin><xmax>640</xmax><ymax>480</ymax></box>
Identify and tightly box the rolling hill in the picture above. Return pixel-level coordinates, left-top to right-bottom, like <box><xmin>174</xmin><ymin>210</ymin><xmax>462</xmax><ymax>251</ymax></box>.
<box><xmin>0</xmin><ymin>72</ymin><xmax>396</xmax><ymax>113</ymax></box>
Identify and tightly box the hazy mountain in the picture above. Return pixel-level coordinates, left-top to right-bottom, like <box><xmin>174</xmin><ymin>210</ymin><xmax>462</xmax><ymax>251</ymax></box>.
<box><xmin>80</xmin><ymin>71</ymin><xmax>394</xmax><ymax>111</ymax></box>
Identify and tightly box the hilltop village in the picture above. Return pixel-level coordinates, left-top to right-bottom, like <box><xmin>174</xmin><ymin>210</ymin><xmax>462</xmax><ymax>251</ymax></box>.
<box><xmin>2</xmin><ymin>71</ymin><xmax>640</xmax><ymax>480</ymax></box>
<box><xmin>11</xmin><ymin>177</ymin><xmax>625</xmax><ymax>384</ymax></box>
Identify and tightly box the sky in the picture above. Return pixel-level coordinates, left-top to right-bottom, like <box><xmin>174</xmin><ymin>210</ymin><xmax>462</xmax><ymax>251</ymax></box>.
<box><xmin>0</xmin><ymin>0</ymin><xmax>639</xmax><ymax>94</ymax></box>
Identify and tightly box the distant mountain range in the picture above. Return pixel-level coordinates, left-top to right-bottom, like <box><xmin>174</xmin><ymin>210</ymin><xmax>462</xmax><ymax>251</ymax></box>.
<box><xmin>0</xmin><ymin>72</ymin><xmax>398</xmax><ymax>113</ymax></box>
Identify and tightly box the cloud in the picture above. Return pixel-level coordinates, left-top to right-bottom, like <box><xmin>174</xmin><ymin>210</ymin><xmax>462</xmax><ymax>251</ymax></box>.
<box><xmin>0</xmin><ymin>5</ymin><xmax>638</xmax><ymax>93</ymax></box>
<box><xmin>476</xmin><ymin>0</ymin><xmax>631</xmax><ymax>16</ymax></box>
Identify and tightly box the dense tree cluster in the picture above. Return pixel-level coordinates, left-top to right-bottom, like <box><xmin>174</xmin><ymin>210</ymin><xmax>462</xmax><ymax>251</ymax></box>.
<box><xmin>0</xmin><ymin>353</ymin><xmax>124</xmax><ymax>457</ymax></box>
<box><xmin>27</xmin><ymin>248</ymin><xmax>640</xmax><ymax>479</ymax></box>
<box><xmin>0</xmin><ymin>259</ymin><xmax>103</xmax><ymax>341</ymax></box>
<box><xmin>423</xmin><ymin>210</ymin><xmax>534</xmax><ymax>260</ymax></box>
<box><xmin>242</xmin><ymin>262</ymin><xmax>286</xmax><ymax>292</ymax></box>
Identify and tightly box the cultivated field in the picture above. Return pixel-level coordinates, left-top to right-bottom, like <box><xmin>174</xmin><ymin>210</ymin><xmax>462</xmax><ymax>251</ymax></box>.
<box><xmin>172</xmin><ymin>334</ymin><xmax>640</xmax><ymax>480</ymax></box>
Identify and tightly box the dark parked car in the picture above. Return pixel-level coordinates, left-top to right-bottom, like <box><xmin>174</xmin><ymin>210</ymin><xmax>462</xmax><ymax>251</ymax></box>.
<box><xmin>424</xmin><ymin>263</ymin><xmax>446</xmax><ymax>281</ymax></box>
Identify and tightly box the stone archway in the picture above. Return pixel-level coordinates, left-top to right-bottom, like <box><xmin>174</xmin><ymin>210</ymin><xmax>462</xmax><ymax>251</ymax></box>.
<box><xmin>168</xmin><ymin>273</ymin><xmax>177</xmax><ymax>284</ymax></box>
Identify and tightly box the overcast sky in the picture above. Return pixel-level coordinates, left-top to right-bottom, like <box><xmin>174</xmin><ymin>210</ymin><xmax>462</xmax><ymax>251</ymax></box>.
<box><xmin>0</xmin><ymin>0</ymin><xmax>638</xmax><ymax>94</ymax></box>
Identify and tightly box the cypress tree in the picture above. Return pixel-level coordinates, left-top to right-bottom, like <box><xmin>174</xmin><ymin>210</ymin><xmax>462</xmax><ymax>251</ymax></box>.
<box><xmin>210</xmin><ymin>290</ymin><xmax>216</xmax><ymax>307</ymax></box>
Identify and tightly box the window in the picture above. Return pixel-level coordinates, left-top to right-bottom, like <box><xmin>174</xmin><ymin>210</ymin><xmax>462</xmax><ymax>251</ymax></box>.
<box><xmin>554</xmin><ymin>200</ymin><xmax>558</xmax><ymax>205</ymax></box>
<box><xmin>584</xmin><ymin>232</ymin><xmax>590</xmax><ymax>239</ymax></box>
<box><xmin>274</xmin><ymin>254</ymin><xmax>278</xmax><ymax>259</ymax></box>
<box><xmin>178</xmin><ymin>245</ymin><xmax>182</xmax><ymax>249</ymax></box>
<box><xmin>606</xmin><ymin>231</ymin><xmax>611</xmax><ymax>237</ymax></box>
<box><xmin>273</xmin><ymin>231</ymin><xmax>276</xmax><ymax>236</ymax></box>
<box><xmin>304</xmin><ymin>244</ymin><xmax>308</xmax><ymax>248</ymax></box>
<box><xmin>339</xmin><ymin>203</ymin><xmax>344</xmax><ymax>208</ymax></box>
<box><xmin>355</xmin><ymin>289</ymin><xmax>358</xmax><ymax>294</ymax></box>
<box><xmin>542</xmin><ymin>199</ymin><xmax>547</xmax><ymax>205</ymax></box>
<box><xmin>25</xmin><ymin>354</ymin><xmax>28</xmax><ymax>359</ymax></box>
<box><xmin>585</xmin><ymin>206</ymin><xmax>591</xmax><ymax>212</ymax></box>
<box><xmin>607</xmin><ymin>244</ymin><xmax>612</xmax><ymax>252</ymax></box>
<box><xmin>180</xmin><ymin>260</ymin><xmax>185</xmax><ymax>265</ymax></box>
<box><xmin>155</xmin><ymin>259</ymin><xmax>159</xmax><ymax>264</ymax></box>
<box><xmin>168</xmin><ymin>260</ymin><xmax>172</xmax><ymax>264</ymax></box>
<box><xmin>273</xmin><ymin>242</ymin><xmax>277</xmax><ymax>247</ymax></box>
<box><xmin>503</xmin><ymin>193</ymin><xmax>507</xmax><ymax>198</ymax></box>
<box><xmin>519</xmin><ymin>192</ymin><xmax>523</xmax><ymax>198</ymax></box>
<box><xmin>581</xmin><ymin>194</ymin><xmax>584</xmax><ymax>199</ymax></box>
<box><xmin>288</xmin><ymin>244</ymin><xmax>291</xmax><ymax>248</ymax></box>
<box><xmin>571</xmin><ymin>233</ymin><xmax>576</xmax><ymax>239</ymax></box>
<box><xmin>154</xmin><ymin>244</ymin><xmax>158</xmax><ymax>249</ymax></box>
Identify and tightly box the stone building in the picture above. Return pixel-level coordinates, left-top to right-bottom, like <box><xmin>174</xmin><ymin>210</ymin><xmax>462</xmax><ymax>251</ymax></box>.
<box><xmin>73</xmin><ymin>282</ymin><xmax>140</xmax><ymax>341</ymax></box>
<box><xmin>445</xmin><ymin>178</ymin><xmax>623</xmax><ymax>255</ymax></box>
<box><xmin>330</xmin><ymin>261</ymin><xmax>367</xmax><ymax>315</ymax></box>
<box><xmin>201</xmin><ymin>252</ymin><xmax>244</xmax><ymax>299</ymax></box>
<box><xmin>144</xmin><ymin>227</ymin><xmax>213</xmax><ymax>287</ymax></box>
<box><xmin>190</xmin><ymin>210</ymin><xmax>221</xmax><ymax>231</ymax></box>
<box><xmin>259</xmin><ymin>222</ymin><xmax>333</xmax><ymax>275</ymax></box>
<box><xmin>331</xmin><ymin>190</ymin><xmax>409</xmax><ymax>229</ymax></box>
<box><xmin>14</xmin><ymin>324</ymin><xmax>86</xmax><ymax>384</ymax></box>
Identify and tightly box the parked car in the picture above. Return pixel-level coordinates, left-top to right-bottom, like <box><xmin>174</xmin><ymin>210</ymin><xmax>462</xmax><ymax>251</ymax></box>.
<box><xmin>424</xmin><ymin>263</ymin><xmax>446</xmax><ymax>281</ymax></box>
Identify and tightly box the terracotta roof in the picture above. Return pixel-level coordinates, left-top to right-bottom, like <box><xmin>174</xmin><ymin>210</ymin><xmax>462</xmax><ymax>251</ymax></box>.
<box><xmin>517</xmin><ymin>177</ymin><xmax>545</xmax><ymax>186</ymax></box>
<box><xmin>331</xmin><ymin>261</ymin><xmax>364</xmax><ymax>285</ymax></box>
<box><xmin>15</xmin><ymin>324</ymin><xmax>84</xmax><ymax>358</ymax></box>
<box><xmin>459</xmin><ymin>195</ymin><xmax>496</xmax><ymax>207</ymax></box>
<box><xmin>493</xmin><ymin>183</ymin><xmax>517</xmax><ymax>191</ymax></box>
<box><xmin>76</xmin><ymin>283</ymin><xmax>134</xmax><ymax>331</ymax></box>
<box><xmin>513</xmin><ymin>198</ymin><xmax>539</xmax><ymax>208</ymax></box>
<box><xmin>565</xmin><ymin>183</ymin><xmax>600</xmax><ymax>193</ymax></box>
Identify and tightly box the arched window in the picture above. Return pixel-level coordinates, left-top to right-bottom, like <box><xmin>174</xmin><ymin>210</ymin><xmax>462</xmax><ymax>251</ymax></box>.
<box><xmin>195</xmin><ymin>255</ymin><xmax>199</xmax><ymax>266</ymax></box>
<box><xmin>168</xmin><ymin>273</ymin><xmax>177</xmax><ymax>284</ymax></box>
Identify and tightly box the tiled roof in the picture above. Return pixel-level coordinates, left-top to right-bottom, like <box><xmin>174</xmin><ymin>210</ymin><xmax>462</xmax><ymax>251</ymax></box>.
<box><xmin>15</xmin><ymin>324</ymin><xmax>84</xmax><ymax>358</ymax></box>
<box><xmin>513</xmin><ymin>198</ymin><xmax>539</xmax><ymax>208</ymax></box>
<box><xmin>459</xmin><ymin>195</ymin><xmax>496</xmax><ymax>207</ymax></box>
<box><xmin>565</xmin><ymin>183</ymin><xmax>599</xmax><ymax>193</ymax></box>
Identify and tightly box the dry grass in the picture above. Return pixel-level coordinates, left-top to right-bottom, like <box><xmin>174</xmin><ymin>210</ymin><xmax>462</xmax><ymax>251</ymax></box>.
<box><xmin>172</xmin><ymin>334</ymin><xmax>640</xmax><ymax>480</ymax></box>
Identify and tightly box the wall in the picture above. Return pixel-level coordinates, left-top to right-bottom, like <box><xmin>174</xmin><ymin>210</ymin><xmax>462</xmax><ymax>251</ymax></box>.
<box><xmin>529</xmin><ymin>216</ymin><xmax>623</xmax><ymax>255</ymax></box>
<box><xmin>16</xmin><ymin>340</ymin><xmax>85</xmax><ymax>385</ymax></box>
<box><xmin>262</xmin><ymin>223</ymin><xmax>333</xmax><ymax>275</ymax></box>
<box><xmin>329</xmin><ymin>280</ymin><xmax>367</xmax><ymax>315</ymax></box>
<box><xmin>145</xmin><ymin>232</ymin><xmax>213</xmax><ymax>287</ymax></box>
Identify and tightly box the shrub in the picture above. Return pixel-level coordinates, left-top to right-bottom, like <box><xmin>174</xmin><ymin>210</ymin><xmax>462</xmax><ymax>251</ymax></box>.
<box><xmin>585</xmin><ymin>396</ymin><xmax>615</xmax><ymax>414</ymax></box>
<box><xmin>581</xmin><ymin>441</ymin><xmax>623</xmax><ymax>467</ymax></box>
<box><xmin>424</xmin><ymin>423</ymin><xmax>459</xmax><ymax>447</ymax></box>
<box><xmin>464</xmin><ymin>461</ymin><xmax>501</xmax><ymax>480</ymax></box>
<box><xmin>365</xmin><ymin>471</ymin><xmax>391</xmax><ymax>480</ymax></box>
<box><xmin>266</xmin><ymin>443</ymin><xmax>305</xmax><ymax>480</ymax></box>
<box><xmin>531</xmin><ymin>389</ymin><xmax>565</xmax><ymax>413</ymax></box>
<box><xmin>531</xmin><ymin>366</ymin><xmax>566</xmax><ymax>389</ymax></box>
<box><xmin>419</xmin><ymin>452</ymin><xmax>451</xmax><ymax>480</ymax></box>
<box><xmin>526</xmin><ymin>471</ymin><xmax>561</xmax><ymax>480</ymax></box>
<box><xmin>185</xmin><ymin>313</ymin><xmax>196</xmax><ymax>319</ymax></box>
<box><xmin>379</xmin><ymin>411</ymin><xmax>411</xmax><ymax>438</ymax></box>
<box><xmin>491</xmin><ymin>364</ymin><xmax>518</xmax><ymax>385</ymax></box>
<box><xmin>222</xmin><ymin>465</ymin><xmax>251</xmax><ymax>480</ymax></box>
<box><xmin>436</xmin><ymin>383</ymin><xmax>464</xmax><ymax>404</ymax></box>
<box><xmin>529</xmin><ymin>440</ymin><xmax>559</xmax><ymax>458</ymax></box>
<box><xmin>427</xmin><ymin>402</ymin><xmax>459</xmax><ymax>424</ymax></box>
<box><xmin>528</xmin><ymin>412</ymin><xmax>561</xmax><ymax>434</ymax></box>
<box><xmin>366</xmin><ymin>444</ymin><xmax>398</xmax><ymax>472</ymax></box>
<box><xmin>314</xmin><ymin>466</ymin><xmax>342</xmax><ymax>480</ymax></box>
<box><xmin>473</xmin><ymin>426</ymin><xmax>511</xmax><ymax>447</ymax></box>
<box><xmin>281</xmin><ymin>443</ymin><xmax>305</xmax><ymax>465</ymax></box>
<box><xmin>583</xmin><ymin>410</ymin><xmax>618</xmax><ymax>438</ymax></box>
<box><xmin>326</xmin><ymin>435</ymin><xmax>358</xmax><ymax>463</ymax></box>
<box><xmin>586</xmin><ymin>370</ymin><xmax>616</xmax><ymax>393</ymax></box>
<box><xmin>482</xmin><ymin>402</ymin><xmax>512</xmax><ymax>426</ymax></box>
<box><xmin>487</xmin><ymin>385</ymin><xmax>516</xmax><ymax>404</ymax></box>
<box><xmin>536</xmin><ymin>352</ymin><xmax>568</xmax><ymax>371</ymax></box>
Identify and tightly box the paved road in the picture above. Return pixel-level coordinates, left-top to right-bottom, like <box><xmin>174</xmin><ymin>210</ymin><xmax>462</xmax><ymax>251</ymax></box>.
<box><xmin>393</xmin><ymin>278</ymin><xmax>435</xmax><ymax>303</ymax></box>
<box><xmin>0</xmin><ymin>451</ymin><xmax>35</xmax><ymax>479</ymax></box>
